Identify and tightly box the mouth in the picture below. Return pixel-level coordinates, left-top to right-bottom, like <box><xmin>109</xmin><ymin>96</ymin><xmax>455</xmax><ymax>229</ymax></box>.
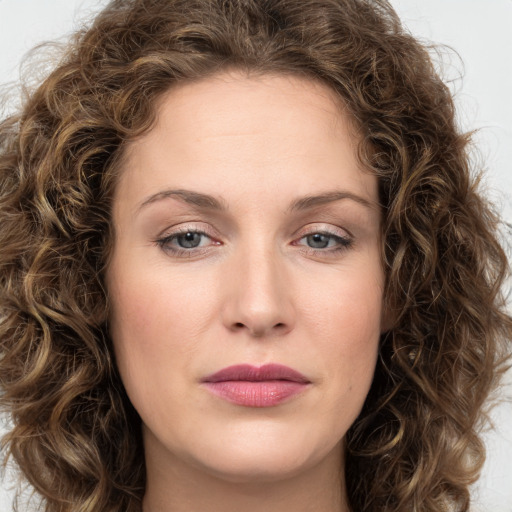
<box><xmin>201</xmin><ymin>364</ymin><xmax>311</xmax><ymax>407</ymax></box>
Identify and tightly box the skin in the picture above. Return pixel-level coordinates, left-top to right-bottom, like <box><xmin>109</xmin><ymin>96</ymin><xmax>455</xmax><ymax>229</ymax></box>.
<box><xmin>107</xmin><ymin>71</ymin><xmax>386</xmax><ymax>512</ymax></box>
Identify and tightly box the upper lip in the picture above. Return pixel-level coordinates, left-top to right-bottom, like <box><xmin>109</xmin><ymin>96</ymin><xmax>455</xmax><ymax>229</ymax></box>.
<box><xmin>202</xmin><ymin>364</ymin><xmax>310</xmax><ymax>383</ymax></box>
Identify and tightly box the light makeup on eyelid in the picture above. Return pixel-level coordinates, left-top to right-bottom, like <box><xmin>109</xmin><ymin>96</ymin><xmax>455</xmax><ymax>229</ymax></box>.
<box><xmin>153</xmin><ymin>222</ymin><xmax>354</xmax><ymax>259</ymax></box>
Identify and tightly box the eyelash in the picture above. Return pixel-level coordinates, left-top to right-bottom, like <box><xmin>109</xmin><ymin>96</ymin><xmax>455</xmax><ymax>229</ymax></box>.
<box><xmin>155</xmin><ymin>226</ymin><xmax>353</xmax><ymax>258</ymax></box>
<box><xmin>155</xmin><ymin>227</ymin><xmax>219</xmax><ymax>258</ymax></box>
<box><xmin>292</xmin><ymin>231</ymin><xmax>353</xmax><ymax>255</ymax></box>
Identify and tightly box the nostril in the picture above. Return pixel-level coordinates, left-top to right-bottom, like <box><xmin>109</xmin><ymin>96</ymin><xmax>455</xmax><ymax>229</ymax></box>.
<box><xmin>231</xmin><ymin>321</ymin><xmax>288</xmax><ymax>334</ymax></box>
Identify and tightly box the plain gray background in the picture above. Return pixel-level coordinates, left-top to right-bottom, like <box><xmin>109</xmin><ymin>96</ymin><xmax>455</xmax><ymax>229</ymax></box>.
<box><xmin>0</xmin><ymin>1</ymin><xmax>511</xmax><ymax>511</ymax></box>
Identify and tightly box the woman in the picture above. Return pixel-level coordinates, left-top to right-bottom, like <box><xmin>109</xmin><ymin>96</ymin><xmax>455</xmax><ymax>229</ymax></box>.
<box><xmin>0</xmin><ymin>1</ymin><xmax>511</xmax><ymax>511</ymax></box>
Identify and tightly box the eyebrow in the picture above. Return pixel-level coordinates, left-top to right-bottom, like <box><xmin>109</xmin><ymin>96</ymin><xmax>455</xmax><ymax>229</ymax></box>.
<box><xmin>138</xmin><ymin>189</ymin><xmax>228</xmax><ymax>212</ymax></box>
<box><xmin>287</xmin><ymin>190</ymin><xmax>374</xmax><ymax>212</ymax></box>
<box><xmin>137</xmin><ymin>188</ymin><xmax>374</xmax><ymax>214</ymax></box>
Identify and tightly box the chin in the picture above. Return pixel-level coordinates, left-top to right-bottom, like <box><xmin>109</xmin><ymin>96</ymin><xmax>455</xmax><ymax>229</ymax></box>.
<box><xmin>195</xmin><ymin>456</ymin><xmax>314</xmax><ymax>484</ymax></box>
<box><xmin>187</xmin><ymin>434</ymin><xmax>339</xmax><ymax>484</ymax></box>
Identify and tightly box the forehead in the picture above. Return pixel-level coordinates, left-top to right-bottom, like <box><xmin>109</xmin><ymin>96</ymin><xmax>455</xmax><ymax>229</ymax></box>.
<box><xmin>115</xmin><ymin>71</ymin><xmax>376</xmax><ymax>214</ymax></box>
<box><xmin>153</xmin><ymin>70</ymin><xmax>349</xmax><ymax>129</ymax></box>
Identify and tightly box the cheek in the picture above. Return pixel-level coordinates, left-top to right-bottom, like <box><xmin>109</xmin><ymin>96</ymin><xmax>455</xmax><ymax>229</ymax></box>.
<box><xmin>109</xmin><ymin>260</ymin><xmax>216</xmax><ymax>343</ymax></box>
<box><xmin>303</xmin><ymin>257</ymin><xmax>383</xmax><ymax>340</ymax></box>
<box><xmin>106</xmin><ymin>263</ymin><xmax>218</xmax><ymax>412</ymax></box>
<box><xmin>299</xmin><ymin>260</ymin><xmax>383</xmax><ymax>400</ymax></box>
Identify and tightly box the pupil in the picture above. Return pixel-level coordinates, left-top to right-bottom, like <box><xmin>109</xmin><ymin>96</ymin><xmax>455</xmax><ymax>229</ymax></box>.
<box><xmin>308</xmin><ymin>234</ymin><xmax>329</xmax><ymax>248</ymax></box>
<box><xmin>178</xmin><ymin>232</ymin><xmax>201</xmax><ymax>248</ymax></box>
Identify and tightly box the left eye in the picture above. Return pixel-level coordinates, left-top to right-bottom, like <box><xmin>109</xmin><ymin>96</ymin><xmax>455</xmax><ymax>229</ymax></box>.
<box><xmin>297</xmin><ymin>232</ymin><xmax>351</xmax><ymax>250</ymax></box>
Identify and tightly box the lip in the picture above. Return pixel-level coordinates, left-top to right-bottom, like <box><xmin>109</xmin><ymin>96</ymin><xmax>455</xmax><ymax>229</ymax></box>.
<box><xmin>201</xmin><ymin>364</ymin><xmax>311</xmax><ymax>407</ymax></box>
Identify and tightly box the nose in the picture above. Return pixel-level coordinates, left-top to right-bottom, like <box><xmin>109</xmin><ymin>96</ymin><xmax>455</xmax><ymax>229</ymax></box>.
<box><xmin>221</xmin><ymin>245</ymin><xmax>295</xmax><ymax>338</ymax></box>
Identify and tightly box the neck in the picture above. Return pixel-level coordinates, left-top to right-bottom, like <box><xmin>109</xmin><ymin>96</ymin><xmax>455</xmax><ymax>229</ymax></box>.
<box><xmin>142</xmin><ymin>437</ymin><xmax>349</xmax><ymax>512</ymax></box>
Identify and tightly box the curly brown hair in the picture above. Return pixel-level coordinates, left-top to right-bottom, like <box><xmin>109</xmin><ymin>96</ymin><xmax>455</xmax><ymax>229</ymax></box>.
<box><xmin>1</xmin><ymin>0</ymin><xmax>511</xmax><ymax>511</ymax></box>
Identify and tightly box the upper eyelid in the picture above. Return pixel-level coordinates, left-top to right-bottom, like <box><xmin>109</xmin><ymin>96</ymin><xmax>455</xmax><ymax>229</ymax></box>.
<box><xmin>157</xmin><ymin>218</ymin><xmax>352</xmax><ymax>234</ymax></box>
<box><xmin>294</xmin><ymin>223</ymin><xmax>351</xmax><ymax>239</ymax></box>
<box><xmin>158</xmin><ymin>223</ymin><xmax>216</xmax><ymax>238</ymax></box>
<box><xmin>159</xmin><ymin>223</ymin><xmax>349</xmax><ymax>238</ymax></box>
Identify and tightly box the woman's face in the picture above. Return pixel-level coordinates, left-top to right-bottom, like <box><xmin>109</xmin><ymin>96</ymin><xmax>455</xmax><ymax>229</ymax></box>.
<box><xmin>107</xmin><ymin>72</ymin><xmax>385</xmax><ymax>483</ymax></box>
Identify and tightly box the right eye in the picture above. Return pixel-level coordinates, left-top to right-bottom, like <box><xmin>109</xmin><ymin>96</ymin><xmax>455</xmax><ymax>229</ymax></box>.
<box><xmin>156</xmin><ymin>228</ymin><xmax>220</xmax><ymax>256</ymax></box>
<box><xmin>170</xmin><ymin>231</ymin><xmax>209</xmax><ymax>249</ymax></box>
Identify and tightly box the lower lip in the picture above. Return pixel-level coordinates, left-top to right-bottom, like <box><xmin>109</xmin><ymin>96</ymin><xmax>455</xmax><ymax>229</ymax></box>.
<box><xmin>203</xmin><ymin>380</ymin><xmax>309</xmax><ymax>407</ymax></box>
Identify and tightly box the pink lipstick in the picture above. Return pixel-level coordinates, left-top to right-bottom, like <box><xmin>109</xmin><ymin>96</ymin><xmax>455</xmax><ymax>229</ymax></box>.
<box><xmin>201</xmin><ymin>364</ymin><xmax>310</xmax><ymax>407</ymax></box>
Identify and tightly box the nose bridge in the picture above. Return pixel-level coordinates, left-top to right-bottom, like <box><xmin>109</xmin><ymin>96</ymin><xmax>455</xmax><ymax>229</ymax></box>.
<box><xmin>223</xmin><ymin>235</ymin><xmax>294</xmax><ymax>337</ymax></box>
